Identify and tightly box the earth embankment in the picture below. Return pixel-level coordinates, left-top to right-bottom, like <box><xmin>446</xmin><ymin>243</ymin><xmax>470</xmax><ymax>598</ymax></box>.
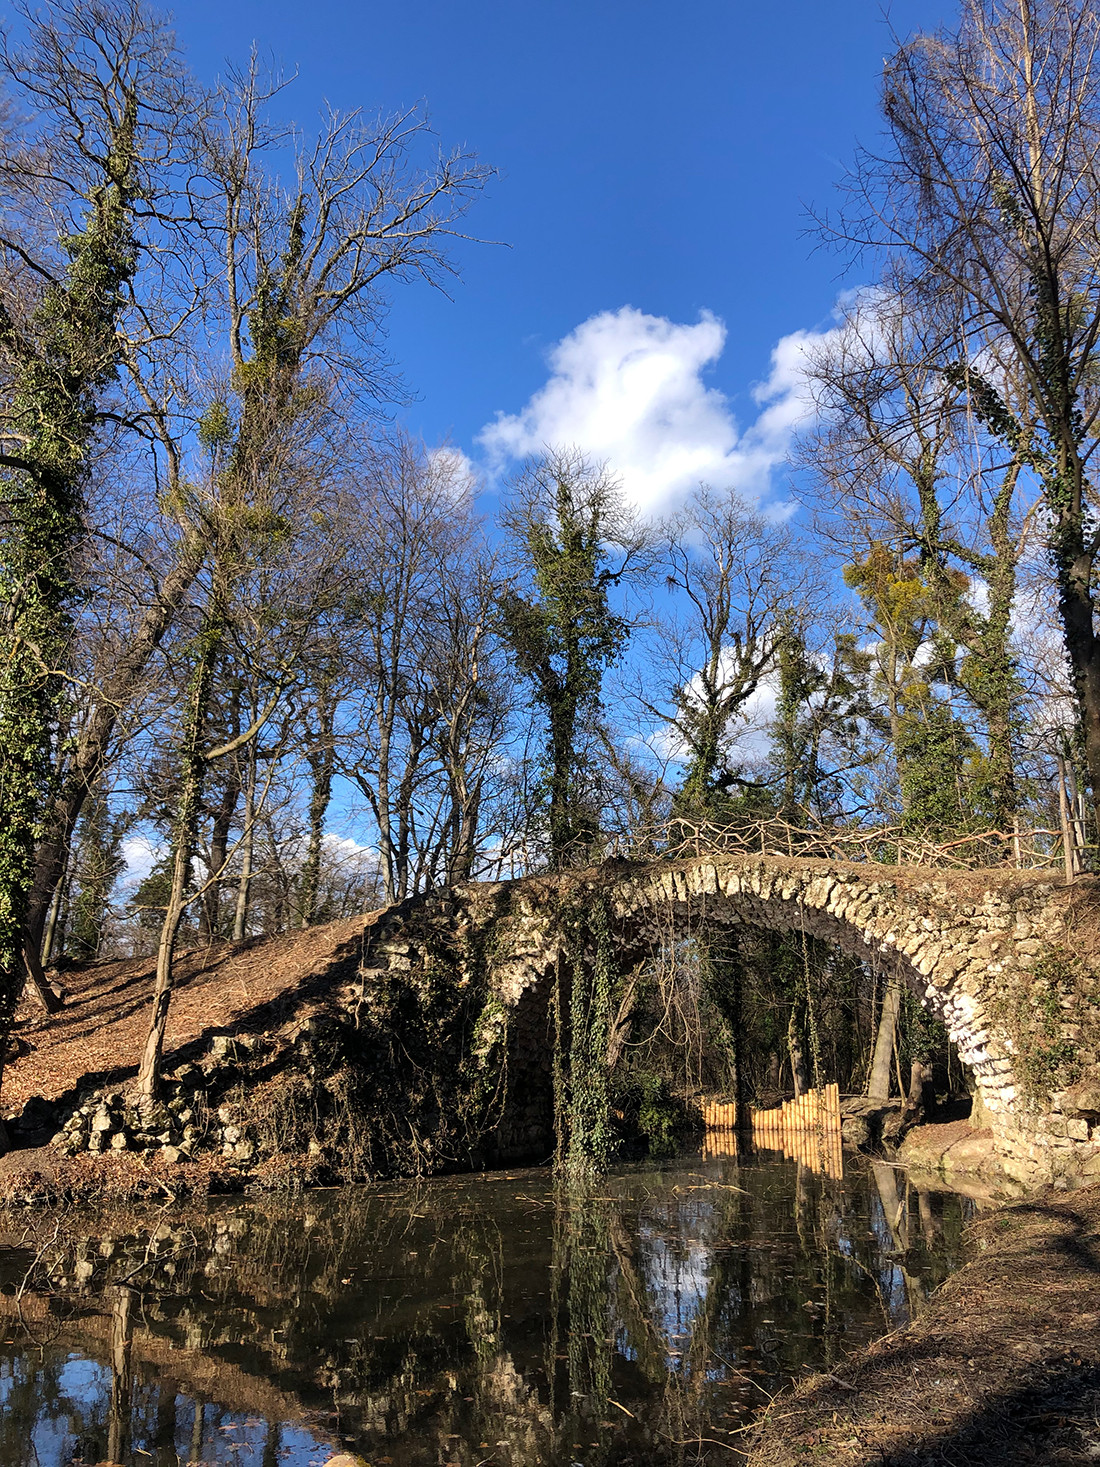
<box><xmin>745</xmin><ymin>1185</ymin><xmax>1100</xmax><ymax>1466</ymax></box>
<box><xmin>2</xmin><ymin>914</ymin><xmax>377</xmax><ymax>1114</ymax></box>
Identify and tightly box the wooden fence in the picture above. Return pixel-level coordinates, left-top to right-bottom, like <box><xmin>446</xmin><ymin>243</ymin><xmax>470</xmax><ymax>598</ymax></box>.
<box><xmin>610</xmin><ymin>814</ymin><xmax>1071</xmax><ymax>873</ymax></box>
<box><xmin>699</xmin><ymin>1083</ymin><xmax>844</xmax><ymax>1179</ymax></box>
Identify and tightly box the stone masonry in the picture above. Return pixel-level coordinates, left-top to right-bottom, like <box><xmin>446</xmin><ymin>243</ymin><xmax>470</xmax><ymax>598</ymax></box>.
<box><xmin>357</xmin><ymin>856</ymin><xmax>1100</xmax><ymax>1188</ymax></box>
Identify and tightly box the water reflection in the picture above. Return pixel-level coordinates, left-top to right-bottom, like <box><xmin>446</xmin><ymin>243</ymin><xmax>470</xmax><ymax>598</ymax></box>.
<box><xmin>0</xmin><ymin>1152</ymin><xmax>971</xmax><ymax>1466</ymax></box>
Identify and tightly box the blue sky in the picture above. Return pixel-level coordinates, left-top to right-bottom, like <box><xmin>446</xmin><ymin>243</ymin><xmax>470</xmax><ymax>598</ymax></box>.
<box><xmin>176</xmin><ymin>0</ymin><xmax>957</xmax><ymax>512</ymax></box>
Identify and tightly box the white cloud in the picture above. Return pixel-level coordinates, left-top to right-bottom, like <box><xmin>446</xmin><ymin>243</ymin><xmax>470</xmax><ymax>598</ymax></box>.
<box><xmin>648</xmin><ymin>659</ymin><xmax>782</xmax><ymax>771</ymax></box>
<box><xmin>428</xmin><ymin>445</ymin><xmax>477</xmax><ymax>498</ymax></box>
<box><xmin>322</xmin><ymin>833</ymin><xmax>381</xmax><ymax>873</ymax></box>
<box><xmin>478</xmin><ymin>306</ymin><xmax>830</xmax><ymax>515</ymax></box>
<box><xmin>118</xmin><ymin>833</ymin><xmax>163</xmax><ymax>891</ymax></box>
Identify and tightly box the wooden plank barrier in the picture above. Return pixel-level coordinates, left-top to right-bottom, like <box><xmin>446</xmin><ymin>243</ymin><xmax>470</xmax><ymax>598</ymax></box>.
<box><xmin>698</xmin><ymin>1083</ymin><xmax>843</xmax><ymax>1179</ymax></box>
<box><xmin>701</xmin><ymin>1096</ymin><xmax>739</xmax><ymax>1157</ymax></box>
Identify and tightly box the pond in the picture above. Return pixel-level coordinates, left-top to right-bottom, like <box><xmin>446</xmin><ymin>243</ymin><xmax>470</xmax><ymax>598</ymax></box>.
<box><xmin>0</xmin><ymin>1148</ymin><xmax>972</xmax><ymax>1467</ymax></box>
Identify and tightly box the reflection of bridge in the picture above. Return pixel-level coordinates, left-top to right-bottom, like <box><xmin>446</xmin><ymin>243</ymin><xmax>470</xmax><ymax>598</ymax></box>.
<box><xmin>356</xmin><ymin>854</ymin><xmax>1100</xmax><ymax>1187</ymax></box>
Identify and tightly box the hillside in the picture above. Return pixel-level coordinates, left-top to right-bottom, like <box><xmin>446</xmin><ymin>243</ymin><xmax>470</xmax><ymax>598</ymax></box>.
<box><xmin>2</xmin><ymin>914</ymin><xmax>380</xmax><ymax>1118</ymax></box>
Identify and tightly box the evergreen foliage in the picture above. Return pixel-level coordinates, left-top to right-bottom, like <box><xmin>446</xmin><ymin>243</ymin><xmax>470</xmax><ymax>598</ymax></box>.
<box><xmin>0</xmin><ymin>79</ymin><xmax>137</xmax><ymax>1052</ymax></box>
<box><xmin>500</xmin><ymin>452</ymin><xmax>633</xmax><ymax>867</ymax></box>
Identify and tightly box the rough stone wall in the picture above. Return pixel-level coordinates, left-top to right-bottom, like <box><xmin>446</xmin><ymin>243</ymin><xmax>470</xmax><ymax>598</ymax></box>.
<box><xmin>356</xmin><ymin>857</ymin><xmax>1100</xmax><ymax>1188</ymax></box>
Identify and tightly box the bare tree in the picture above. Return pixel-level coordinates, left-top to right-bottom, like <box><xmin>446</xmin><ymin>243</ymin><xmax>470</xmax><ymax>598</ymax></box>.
<box><xmin>641</xmin><ymin>484</ymin><xmax>799</xmax><ymax>821</ymax></box>
<box><xmin>338</xmin><ymin>437</ymin><xmax>510</xmax><ymax>900</ymax></box>
<box><xmin>829</xmin><ymin>0</ymin><xmax>1100</xmax><ymax>836</ymax></box>
<box><xmin>24</xmin><ymin>53</ymin><xmax>493</xmax><ymax>970</ymax></box>
<box><xmin>801</xmin><ymin>278</ymin><xmax>1031</xmax><ymax>832</ymax></box>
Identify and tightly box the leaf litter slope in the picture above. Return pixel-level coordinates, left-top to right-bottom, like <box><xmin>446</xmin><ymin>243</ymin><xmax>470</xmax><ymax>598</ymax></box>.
<box><xmin>1</xmin><ymin>913</ymin><xmax>382</xmax><ymax>1115</ymax></box>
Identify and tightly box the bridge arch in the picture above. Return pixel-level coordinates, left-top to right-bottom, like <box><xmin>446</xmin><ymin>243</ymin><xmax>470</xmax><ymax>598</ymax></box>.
<box><xmin>359</xmin><ymin>855</ymin><xmax>1100</xmax><ymax>1187</ymax></box>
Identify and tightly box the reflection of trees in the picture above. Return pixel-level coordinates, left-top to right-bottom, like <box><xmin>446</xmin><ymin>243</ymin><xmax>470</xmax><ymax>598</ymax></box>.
<box><xmin>548</xmin><ymin>1188</ymin><xmax>616</xmax><ymax>1466</ymax></box>
<box><xmin>0</xmin><ymin>1160</ymin><xmax>973</xmax><ymax>1466</ymax></box>
<box><xmin>106</xmin><ymin>1285</ymin><xmax>134</xmax><ymax>1465</ymax></box>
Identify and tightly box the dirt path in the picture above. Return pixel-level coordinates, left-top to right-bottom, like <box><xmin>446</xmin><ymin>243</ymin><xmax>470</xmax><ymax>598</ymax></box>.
<box><xmin>2</xmin><ymin>913</ymin><xmax>380</xmax><ymax>1116</ymax></box>
<box><xmin>745</xmin><ymin>1186</ymin><xmax>1100</xmax><ymax>1466</ymax></box>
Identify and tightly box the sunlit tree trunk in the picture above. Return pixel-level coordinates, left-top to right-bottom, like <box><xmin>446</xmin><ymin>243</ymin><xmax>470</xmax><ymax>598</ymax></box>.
<box><xmin>299</xmin><ymin>674</ymin><xmax>336</xmax><ymax>926</ymax></box>
<box><xmin>136</xmin><ymin>618</ymin><xmax>220</xmax><ymax>1108</ymax></box>
<box><xmin>867</xmin><ymin>974</ymin><xmax>903</xmax><ymax>1101</ymax></box>
<box><xmin>231</xmin><ymin>735</ymin><xmax>256</xmax><ymax>942</ymax></box>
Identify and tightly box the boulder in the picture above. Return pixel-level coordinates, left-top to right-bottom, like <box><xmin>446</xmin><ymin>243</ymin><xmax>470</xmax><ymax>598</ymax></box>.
<box><xmin>841</xmin><ymin>1114</ymin><xmax>872</xmax><ymax>1150</ymax></box>
<box><xmin>1061</xmin><ymin>1080</ymin><xmax>1100</xmax><ymax>1120</ymax></box>
<box><xmin>881</xmin><ymin>1108</ymin><xmax>908</xmax><ymax>1147</ymax></box>
<box><xmin>839</xmin><ymin>1096</ymin><xmax>902</xmax><ymax>1151</ymax></box>
<box><xmin>898</xmin><ymin>1119</ymin><xmax>1000</xmax><ymax>1178</ymax></box>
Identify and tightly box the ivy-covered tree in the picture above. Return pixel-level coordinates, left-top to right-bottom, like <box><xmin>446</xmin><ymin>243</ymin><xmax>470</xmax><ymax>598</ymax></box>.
<box><xmin>771</xmin><ymin>620</ymin><xmax>877</xmax><ymax>826</ymax></box>
<box><xmin>802</xmin><ymin>280</ymin><xmax>1026</xmax><ymax>835</ymax></box>
<box><xmin>0</xmin><ymin>3</ymin><xmax>166</xmax><ymax>1109</ymax></box>
<box><xmin>831</xmin><ymin>0</ymin><xmax>1100</xmax><ymax>833</ymax></box>
<box><xmin>843</xmin><ymin>546</ymin><xmax>988</xmax><ymax>1098</ymax></box>
<box><xmin>844</xmin><ymin>545</ymin><xmax>992</xmax><ymax>837</ymax></box>
<box><xmin>499</xmin><ymin>450</ymin><xmax>643</xmax><ymax>868</ymax></box>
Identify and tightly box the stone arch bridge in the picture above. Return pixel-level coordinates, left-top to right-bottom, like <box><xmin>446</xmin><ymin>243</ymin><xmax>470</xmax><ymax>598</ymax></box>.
<box><xmin>353</xmin><ymin>854</ymin><xmax>1100</xmax><ymax>1187</ymax></box>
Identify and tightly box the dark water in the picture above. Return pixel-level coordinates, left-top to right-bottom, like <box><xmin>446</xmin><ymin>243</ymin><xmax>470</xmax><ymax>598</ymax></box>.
<box><xmin>0</xmin><ymin>1151</ymin><xmax>971</xmax><ymax>1467</ymax></box>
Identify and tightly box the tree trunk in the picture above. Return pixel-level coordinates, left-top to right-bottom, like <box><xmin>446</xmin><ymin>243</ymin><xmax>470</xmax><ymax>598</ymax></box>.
<box><xmin>788</xmin><ymin>1011</ymin><xmax>808</xmax><ymax>1098</ymax></box>
<box><xmin>231</xmin><ymin>747</ymin><xmax>255</xmax><ymax>942</ymax></box>
<box><xmin>1057</xmin><ymin>753</ymin><xmax>1077</xmax><ymax>883</ymax></box>
<box><xmin>106</xmin><ymin>1285</ymin><xmax>134</xmax><ymax>1467</ymax></box>
<box><xmin>23</xmin><ymin>945</ymin><xmax>62</xmax><ymax>1015</ymax></box>
<box><xmin>903</xmin><ymin>1058</ymin><xmax>934</xmax><ymax>1124</ymax></box>
<box><xmin>375</xmin><ymin>700</ymin><xmax>397</xmax><ymax>904</ymax></box>
<box><xmin>605</xmin><ymin>970</ymin><xmax>640</xmax><ymax>1072</ymax></box>
<box><xmin>445</xmin><ymin>780</ymin><xmax>480</xmax><ymax>887</ymax></box>
<box><xmin>867</xmin><ymin>973</ymin><xmax>903</xmax><ymax>1101</ymax></box>
<box><xmin>190</xmin><ymin>1400</ymin><xmax>206</xmax><ymax>1462</ymax></box>
<box><xmin>41</xmin><ymin>874</ymin><xmax>64</xmax><ymax>967</ymax></box>
<box><xmin>135</xmin><ymin>617</ymin><xmax>220</xmax><ymax>1107</ymax></box>
<box><xmin>444</xmin><ymin>746</ymin><xmax>481</xmax><ymax>888</ymax></box>
<box><xmin>200</xmin><ymin>772</ymin><xmax>241</xmax><ymax>940</ymax></box>
<box><xmin>765</xmin><ymin>1051</ymin><xmax>782</xmax><ymax>1099</ymax></box>
<box><xmin>870</xmin><ymin>1158</ymin><xmax>908</xmax><ymax>1252</ymax></box>
<box><xmin>548</xmin><ymin>695</ymin><xmax>579</xmax><ymax>867</ymax></box>
<box><xmin>24</xmin><ymin>537</ymin><xmax>207</xmax><ymax>959</ymax></box>
<box><xmin>703</xmin><ymin>932</ymin><xmax>746</xmax><ymax>1121</ymax></box>
<box><xmin>299</xmin><ymin>678</ymin><xmax>336</xmax><ymax>927</ymax></box>
<box><xmin>1053</xmin><ymin>519</ymin><xmax>1100</xmax><ymax>843</ymax></box>
<box><xmin>200</xmin><ymin>684</ymin><xmax>241</xmax><ymax>940</ymax></box>
<box><xmin>135</xmin><ymin>837</ymin><xmax>192</xmax><ymax>1107</ymax></box>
